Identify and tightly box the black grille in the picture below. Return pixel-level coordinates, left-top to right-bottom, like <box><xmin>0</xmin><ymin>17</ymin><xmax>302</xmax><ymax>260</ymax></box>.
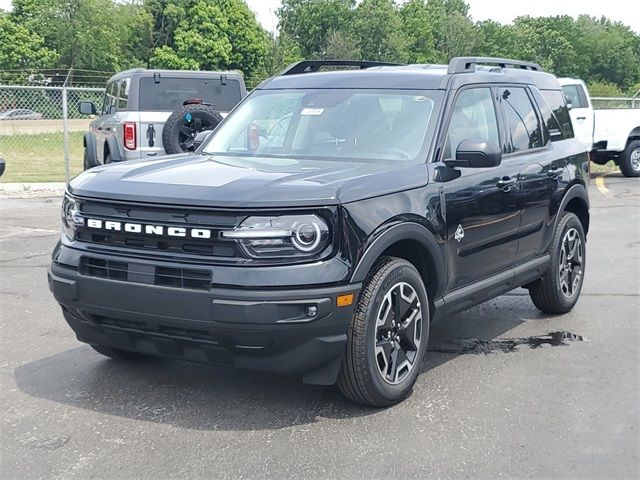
<box><xmin>80</xmin><ymin>257</ymin><xmax>212</xmax><ymax>290</ymax></box>
<box><xmin>76</xmin><ymin>199</ymin><xmax>242</xmax><ymax>259</ymax></box>
<box><xmin>80</xmin><ymin>258</ymin><xmax>128</xmax><ymax>281</ymax></box>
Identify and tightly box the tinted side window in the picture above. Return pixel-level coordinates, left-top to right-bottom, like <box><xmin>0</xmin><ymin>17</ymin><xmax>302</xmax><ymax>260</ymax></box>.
<box><xmin>530</xmin><ymin>88</ymin><xmax>562</xmax><ymax>143</ymax></box>
<box><xmin>500</xmin><ymin>87</ymin><xmax>542</xmax><ymax>153</ymax></box>
<box><xmin>445</xmin><ymin>88</ymin><xmax>499</xmax><ymax>159</ymax></box>
<box><xmin>561</xmin><ymin>84</ymin><xmax>588</xmax><ymax>109</ymax></box>
<box><xmin>117</xmin><ymin>79</ymin><xmax>129</xmax><ymax>110</ymax></box>
<box><xmin>541</xmin><ymin>90</ymin><xmax>574</xmax><ymax>139</ymax></box>
<box><xmin>102</xmin><ymin>81</ymin><xmax>117</xmax><ymax>115</ymax></box>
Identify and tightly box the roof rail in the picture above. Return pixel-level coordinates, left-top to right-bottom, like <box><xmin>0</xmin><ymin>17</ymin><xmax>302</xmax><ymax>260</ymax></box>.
<box><xmin>448</xmin><ymin>57</ymin><xmax>543</xmax><ymax>74</ymax></box>
<box><xmin>280</xmin><ymin>60</ymin><xmax>403</xmax><ymax>76</ymax></box>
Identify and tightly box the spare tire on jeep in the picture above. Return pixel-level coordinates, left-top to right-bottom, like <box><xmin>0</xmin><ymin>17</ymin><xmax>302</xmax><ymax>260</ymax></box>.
<box><xmin>162</xmin><ymin>103</ymin><xmax>223</xmax><ymax>154</ymax></box>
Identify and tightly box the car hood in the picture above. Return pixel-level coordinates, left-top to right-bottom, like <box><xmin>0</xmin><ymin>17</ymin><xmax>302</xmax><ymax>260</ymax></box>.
<box><xmin>69</xmin><ymin>154</ymin><xmax>429</xmax><ymax>208</ymax></box>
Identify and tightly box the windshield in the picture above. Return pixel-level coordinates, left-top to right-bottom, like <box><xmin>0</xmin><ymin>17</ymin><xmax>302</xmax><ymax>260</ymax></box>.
<box><xmin>203</xmin><ymin>89</ymin><xmax>440</xmax><ymax>162</ymax></box>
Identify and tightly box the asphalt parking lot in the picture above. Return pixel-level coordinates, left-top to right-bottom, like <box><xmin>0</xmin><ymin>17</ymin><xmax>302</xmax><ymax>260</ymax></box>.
<box><xmin>1</xmin><ymin>174</ymin><xmax>638</xmax><ymax>479</ymax></box>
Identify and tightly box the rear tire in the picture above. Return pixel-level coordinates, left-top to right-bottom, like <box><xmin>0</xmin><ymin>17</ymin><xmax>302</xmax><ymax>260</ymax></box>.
<box><xmin>618</xmin><ymin>140</ymin><xmax>640</xmax><ymax>177</ymax></box>
<box><xmin>528</xmin><ymin>212</ymin><xmax>586</xmax><ymax>314</ymax></box>
<box><xmin>337</xmin><ymin>257</ymin><xmax>429</xmax><ymax>407</ymax></box>
<box><xmin>91</xmin><ymin>344</ymin><xmax>145</xmax><ymax>360</ymax></box>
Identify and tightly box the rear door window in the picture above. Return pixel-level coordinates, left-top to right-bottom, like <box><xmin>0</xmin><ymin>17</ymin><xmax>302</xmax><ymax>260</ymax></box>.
<box><xmin>541</xmin><ymin>90</ymin><xmax>574</xmax><ymax>139</ymax></box>
<box><xmin>138</xmin><ymin>77</ymin><xmax>242</xmax><ymax>112</ymax></box>
<box><xmin>561</xmin><ymin>84</ymin><xmax>588</xmax><ymax>109</ymax></box>
<box><xmin>499</xmin><ymin>87</ymin><xmax>543</xmax><ymax>153</ymax></box>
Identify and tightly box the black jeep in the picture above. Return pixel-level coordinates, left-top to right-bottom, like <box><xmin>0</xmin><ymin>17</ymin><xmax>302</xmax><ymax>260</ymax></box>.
<box><xmin>49</xmin><ymin>58</ymin><xmax>589</xmax><ymax>407</ymax></box>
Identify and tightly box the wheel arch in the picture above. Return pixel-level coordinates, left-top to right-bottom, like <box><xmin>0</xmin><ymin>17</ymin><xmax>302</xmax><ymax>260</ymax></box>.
<box><xmin>350</xmin><ymin>222</ymin><xmax>447</xmax><ymax>315</ymax></box>
<box><xmin>83</xmin><ymin>132</ymin><xmax>97</xmax><ymax>166</ymax></box>
<box><xmin>559</xmin><ymin>183</ymin><xmax>590</xmax><ymax>235</ymax></box>
<box><xmin>626</xmin><ymin>126</ymin><xmax>640</xmax><ymax>145</ymax></box>
<box><xmin>104</xmin><ymin>136</ymin><xmax>122</xmax><ymax>161</ymax></box>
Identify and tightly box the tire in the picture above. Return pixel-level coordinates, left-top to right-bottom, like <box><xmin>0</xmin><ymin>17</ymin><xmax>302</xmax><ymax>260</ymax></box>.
<box><xmin>618</xmin><ymin>140</ymin><xmax>640</xmax><ymax>177</ymax></box>
<box><xmin>91</xmin><ymin>344</ymin><xmax>145</xmax><ymax>360</ymax></box>
<box><xmin>104</xmin><ymin>153</ymin><xmax>112</xmax><ymax>165</ymax></box>
<box><xmin>528</xmin><ymin>212</ymin><xmax>586</xmax><ymax>314</ymax></box>
<box><xmin>338</xmin><ymin>257</ymin><xmax>429</xmax><ymax>407</ymax></box>
<box><xmin>83</xmin><ymin>148</ymin><xmax>90</xmax><ymax>170</ymax></box>
<box><xmin>162</xmin><ymin>104</ymin><xmax>223</xmax><ymax>155</ymax></box>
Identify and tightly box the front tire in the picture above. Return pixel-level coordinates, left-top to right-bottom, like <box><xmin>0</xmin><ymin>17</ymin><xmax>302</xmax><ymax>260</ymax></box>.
<box><xmin>338</xmin><ymin>257</ymin><xmax>429</xmax><ymax>407</ymax></box>
<box><xmin>619</xmin><ymin>140</ymin><xmax>640</xmax><ymax>177</ymax></box>
<box><xmin>528</xmin><ymin>212</ymin><xmax>586</xmax><ymax>314</ymax></box>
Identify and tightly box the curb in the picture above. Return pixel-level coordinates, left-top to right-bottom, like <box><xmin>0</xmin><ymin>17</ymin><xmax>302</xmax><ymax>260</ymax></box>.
<box><xmin>0</xmin><ymin>182</ymin><xmax>66</xmax><ymax>198</ymax></box>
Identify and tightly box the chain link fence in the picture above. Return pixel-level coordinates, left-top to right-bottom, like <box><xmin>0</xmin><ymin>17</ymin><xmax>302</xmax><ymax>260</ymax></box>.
<box><xmin>592</xmin><ymin>95</ymin><xmax>640</xmax><ymax>109</ymax></box>
<box><xmin>0</xmin><ymin>85</ymin><xmax>104</xmax><ymax>183</ymax></box>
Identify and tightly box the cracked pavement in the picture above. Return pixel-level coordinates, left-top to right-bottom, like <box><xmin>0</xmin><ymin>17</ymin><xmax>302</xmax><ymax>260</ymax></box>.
<box><xmin>1</xmin><ymin>175</ymin><xmax>638</xmax><ymax>479</ymax></box>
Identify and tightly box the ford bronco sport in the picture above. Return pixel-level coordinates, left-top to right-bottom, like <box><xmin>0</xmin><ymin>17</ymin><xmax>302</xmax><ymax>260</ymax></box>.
<box><xmin>49</xmin><ymin>58</ymin><xmax>590</xmax><ymax>407</ymax></box>
<box><xmin>78</xmin><ymin>69</ymin><xmax>246</xmax><ymax>169</ymax></box>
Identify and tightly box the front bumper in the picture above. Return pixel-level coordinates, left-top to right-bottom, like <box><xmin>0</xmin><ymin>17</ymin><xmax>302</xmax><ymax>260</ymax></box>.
<box><xmin>48</xmin><ymin>261</ymin><xmax>360</xmax><ymax>385</ymax></box>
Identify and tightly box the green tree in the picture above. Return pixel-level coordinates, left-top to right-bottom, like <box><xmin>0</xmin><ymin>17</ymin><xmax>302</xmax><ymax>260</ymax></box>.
<box><xmin>277</xmin><ymin>0</ymin><xmax>355</xmax><ymax>57</ymax></box>
<box><xmin>352</xmin><ymin>0</ymin><xmax>407</xmax><ymax>62</ymax></box>
<box><xmin>322</xmin><ymin>30</ymin><xmax>361</xmax><ymax>60</ymax></box>
<box><xmin>399</xmin><ymin>0</ymin><xmax>437</xmax><ymax>63</ymax></box>
<box><xmin>148</xmin><ymin>0</ymin><xmax>268</xmax><ymax>77</ymax></box>
<box><xmin>476</xmin><ymin>20</ymin><xmax>517</xmax><ymax>58</ymax></box>
<box><xmin>0</xmin><ymin>11</ymin><xmax>57</xmax><ymax>72</ymax></box>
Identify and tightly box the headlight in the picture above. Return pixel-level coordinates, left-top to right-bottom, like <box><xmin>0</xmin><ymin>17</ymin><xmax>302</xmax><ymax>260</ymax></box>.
<box><xmin>61</xmin><ymin>193</ymin><xmax>84</xmax><ymax>240</ymax></box>
<box><xmin>222</xmin><ymin>215</ymin><xmax>330</xmax><ymax>258</ymax></box>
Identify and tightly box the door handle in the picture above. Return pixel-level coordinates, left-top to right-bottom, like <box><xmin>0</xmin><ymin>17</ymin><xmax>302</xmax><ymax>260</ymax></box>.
<box><xmin>548</xmin><ymin>167</ymin><xmax>564</xmax><ymax>178</ymax></box>
<box><xmin>576</xmin><ymin>116</ymin><xmax>586</xmax><ymax>120</ymax></box>
<box><xmin>497</xmin><ymin>176</ymin><xmax>517</xmax><ymax>191</ymax></box>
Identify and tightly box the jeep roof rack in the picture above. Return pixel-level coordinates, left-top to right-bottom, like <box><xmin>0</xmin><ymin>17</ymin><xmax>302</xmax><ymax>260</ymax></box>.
<box><xmin>280</xmin><ymin>60</ymin><xmax>403</xmax><ymax>76</ymax></box>
<box><xmin>447</xmin><ymin>57</ymin><xmax>543</xmax><ymax>75</ymax></box>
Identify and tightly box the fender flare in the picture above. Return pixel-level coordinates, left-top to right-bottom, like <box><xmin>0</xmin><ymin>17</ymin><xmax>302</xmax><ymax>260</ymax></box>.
<box><xmin>104</xmin><ymin>136</ymin><xmax>123</xmax><ymax>162</ymax></box>
<box><xmin>556</xmin><ymin>182</ymin><xmax>590</xmax><ymax>234</ymax></box>
<box><xmin>350</xmin><ymin>222</ymin><xmax>447</xmax><ymax>299</ymax></box>
<box><xmin>83</xmin><ymin>132</ymin><xmax>98</xmax><ymax>167</ymax></box>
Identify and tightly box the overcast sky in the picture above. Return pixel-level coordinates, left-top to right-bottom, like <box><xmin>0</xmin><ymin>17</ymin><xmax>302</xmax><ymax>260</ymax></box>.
<box><xmin>1</xmin><ymin>0</ymin><xmax>637</xmax><ymax>33</ymax></box>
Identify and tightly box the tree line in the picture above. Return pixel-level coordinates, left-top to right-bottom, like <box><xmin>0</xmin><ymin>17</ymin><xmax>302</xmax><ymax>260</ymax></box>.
<box><xmin>1</xmin><ymin>0</ymin><xmax>639</xmax><ymax>95</ymax></box>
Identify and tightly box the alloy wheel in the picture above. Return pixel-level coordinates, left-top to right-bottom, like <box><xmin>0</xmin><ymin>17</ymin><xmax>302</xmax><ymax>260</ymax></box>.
<box><xmin>374</xmin><ymin>282</ymin><xmax>422</xmax><ymax>385</ymax></box>
<box><xmin>558</xmin><ymin>227</ymin><xmax>584</xmax><ymax>299</ymax></box>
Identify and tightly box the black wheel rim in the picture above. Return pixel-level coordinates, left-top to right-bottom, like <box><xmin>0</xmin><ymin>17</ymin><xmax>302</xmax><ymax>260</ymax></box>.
<box><xmin>374</xmin><ymin>282</ymin><xmax>422</xmax><ymax>385</ymax></box>
<box><xmin>178</xmin><ymin>115</ymin><xmax>215</xmax><ymax>152</ymax></box>
<box><xmin>559</xmin><ymin>227</ymin><xmax>584</xmax><ymax>299</ymax></box>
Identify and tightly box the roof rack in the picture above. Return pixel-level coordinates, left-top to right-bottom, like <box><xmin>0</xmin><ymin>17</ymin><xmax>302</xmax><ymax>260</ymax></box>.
<box><xmin>447</xmin><ymin>57</ymin><xmax>543</xmax><ymax>74</ymax></box>
<box><xmin>280</xmin><ymin>60</ymin><xmax>403</xmax><ymax>76</ymax></box>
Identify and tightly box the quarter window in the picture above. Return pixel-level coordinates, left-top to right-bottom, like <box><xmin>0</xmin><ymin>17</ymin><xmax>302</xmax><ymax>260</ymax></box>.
<box><xmin>500</xmin><ymin>87</ymin><xmax>543</xmax><ymax>153</ymax></box>
<box><xmin>445</xmin><ymin>88</ymin><xmax>499</xmax><ymax>159</ymax></box>
<box><xmin>117</xmin><ymin>78</ymin><xmax>129</xmax><ymax>110</ymax></box>
<box><xmin>542</xmin><ymin>90</ymin><xmax>574</xmax><ymax>139</ymax></box>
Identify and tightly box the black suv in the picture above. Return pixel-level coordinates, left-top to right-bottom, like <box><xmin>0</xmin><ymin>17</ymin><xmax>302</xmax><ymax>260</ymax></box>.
<box><xmin>49</xmin><ymin>58</ymin><xmax>589</xmax><ymax>407</ymax></box>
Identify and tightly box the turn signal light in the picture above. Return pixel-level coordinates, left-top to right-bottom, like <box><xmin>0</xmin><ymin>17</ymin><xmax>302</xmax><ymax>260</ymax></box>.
<box><xmin>124</xmin><ymin>122</ymin><xmax>136</xmax><ymax>150</ymax></box>
<box><xmin>337</xmin><ymin>293</ymin><xmax>354</xmax><ymax>307</ymax></box>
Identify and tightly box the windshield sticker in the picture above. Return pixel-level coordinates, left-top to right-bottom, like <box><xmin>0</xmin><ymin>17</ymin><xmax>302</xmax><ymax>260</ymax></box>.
<box><xmin>301</xmin><ymin>108</ymin><xmax>324</xmax><ymax>116</ymax></box>
<box><xmin>413</xmin><ymin>96</ymin><xmax>427</xmax><ymax>102</ymax></box>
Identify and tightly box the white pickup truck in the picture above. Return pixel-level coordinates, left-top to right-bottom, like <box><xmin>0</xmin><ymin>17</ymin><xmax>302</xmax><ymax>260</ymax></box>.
<box><xmin>558</xmin><ymin>78</ymin><xmax>640</xmax><ymax>177</ymax></box>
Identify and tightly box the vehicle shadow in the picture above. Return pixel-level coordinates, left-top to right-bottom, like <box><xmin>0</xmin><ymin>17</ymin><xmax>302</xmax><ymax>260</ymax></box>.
<box><xmin>15</xmin><ymin>291</ymin><xmax>547</xmax><ymax>431</ymax></box>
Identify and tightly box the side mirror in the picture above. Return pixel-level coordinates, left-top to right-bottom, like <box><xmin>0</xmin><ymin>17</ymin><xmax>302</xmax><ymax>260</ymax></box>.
<box><xmin>0</xmin><ymin>158</ymin><xmax>5</xmax><ymax>177</ymax></box>
<box><xmin>193</xmin><ymin>130</ymin><xmax>213</xmax><ymax>151</ymax></box>
<box><xmin>445</xmin><ymin>140</ymin><xmax>501</xmax><ymax>169</ymax></box>
<box><xmin>78</xmin><ymin>101</ymin><xmax>96</xmax><ymax>115</ymax></box>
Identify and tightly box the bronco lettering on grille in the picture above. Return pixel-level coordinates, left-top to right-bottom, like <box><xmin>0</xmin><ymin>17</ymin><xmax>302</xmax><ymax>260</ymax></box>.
<box><xmin>86</xmin><ymin>218</ymin><xmax>212</xmax><ymax>239</ymax></box>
